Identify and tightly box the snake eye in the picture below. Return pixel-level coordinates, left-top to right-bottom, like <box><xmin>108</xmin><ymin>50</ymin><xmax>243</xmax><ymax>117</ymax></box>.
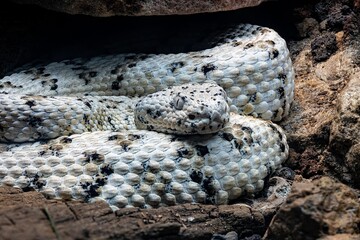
<box><xmin>173</xmin><ymin>95</ymin><xmax>186</xmax><ymax>110</ymax></box>
<box><xmin>188</xmin><ymin>114</ymin><xmax>195</xmax><ymax>120</ymax></box>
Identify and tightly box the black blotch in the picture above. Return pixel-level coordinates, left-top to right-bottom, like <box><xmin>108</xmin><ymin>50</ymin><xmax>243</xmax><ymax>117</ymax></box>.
<box><xmin>83</xmin><ymin>114</ymin><xmax>90</xmax><ymax>125</ymax></box>
<box><xmin>38</xmin><ymin>150</ymin><xmax>46</xmax><ymax>156</ymax></box>
<box><xmin>128</xmin><ymin>134</ymin><xmax>141</xmax><ymax>140</ymax></box>
<box><xmin>190</xmin><ymin>170</ymin><xmax>203</xmax><ymax>184</ymax></box>
<box><xmin>146</xmin><ymin>125</ymin><xmax>154</xmax><ymax>131</ymax></box>
<box><xmin>107</xmin><ymin>116</ymin><xmax>116</xmax><ymax>130</ymax></box>
<box><xmin>220</xmin><ymin>132</ymin><xmax>234</xmax><ymax>141</ymax></box>
<box><xmin>188</xmin><ymin>114</ymin><xmax>195</xmax><ymax>120</ymax></box>
<box><xmin>195</xmin><ymin>145</ymin><xmax>209</xmax><ymax>157</ymax></box>
<box><xmin>37</xmin><ymin>67</ymin><xmax>45</xmax><ymax>75</ymax></box>
<box><xmin>21</xmin><ymin>185</ymin><xmax>34</xmax><ymax>192</ymax></box>
<box><xmin>81</xmin><ymin>182</ymin><xmax>100</xmax><ymax>201</ymax></box>
<box><xmin>201</xmin><ymin>63</ymin><xmax>216</xmax><ymax>76</ymax></box>
<box><xmin>25</xmin><ymin>100</ymin><xmax>36</xmax><ymax>107</ymax></box>
<box><xmin>177</xmin><ymin>147</ymin><xmax>189</xmax><ymax>158</ymax></box>
<box><xmin>249</xmin><ymin>93</ymin><xmax>257</xmax><ymax>102</ymax></box>
<box><xmin>278</xmin><ymin>73</ymin><xmax>287</xmax><ymax>84</ymax></box>
<box><xmin>100</xmin><ymin>164</ymin><xmax>114</xmax><ymax>176</ymax></box>
<box><xmin>268</xmin><ymin>123</ymin><xmax>283</xmax><ymax>141</ymax></box>
<box><xmin>60</xmin><ymin>137</ymin><xmax>72</xmax><ymax>144</ymax></box>
<box><xmin>234</xmin><ymin>140</ymin><xmax>243</xmax><ymax>151</ymax></box>
<box><xmin>28</xmin><ymin>116</ymin><xmax>42</xmax><ymax>127</ymax></box>
<box><xmin>96</xmin><ymin>177</ymin><xmax>106</xmax><ymax>187</ymax></box>
<box><xmin>111</xmin><ymin>81</ymin><xmax>120</xmax><ymax>90</ymax></box>
<box><xmin>108</xmin><ymin>135</ymin><xmax>118</xmax><ymax>140</ymax></box>
<box><xmin>155</xmin><ymin>110</ymin><xmax>161</xmax><ymax>118</ymax></box>
<box><xmin>84</xmin><ymin>101</ymin><xmax>92</xmax><ymax>109</ymax></box>
<box><xmin>280</xmin><ymin>142</ymin><xmax>286</xmax><ymax>152</ymax></box>
<box><xmin>244</xmin><ymin>43</ymin><xmax>254</xmax><ymax>49</ymax></box>
<box><xmin>84</xmin><ymin>152</ymin><xmax>104</xmax><ymax>163</ymax></box>
<box><xmin>121</xmin><ymin>142</ymin><xmax>131</xmax><ymax>151</ymax></box>
<box><xmin>31</xmin><ymin>173</ymin><xmax>46</xmax><ymax>189</ymax></box>
<box><xmin>277</xmin><ymin>87</ymin><xmax>285</xmax><ymax>99</ymax></box>
<box><xmin>201</xmin><ymin>176</ymin><xmax>216</xmax><ymax>204</ymax></box>
<box><xmin>169</xmin><ymin>61</ymin><xmax>184</xmax><ymax>72</ymax></box>
<box><xmin>50</xmin><ymin>78</ymin><xmax>58</xmax><ymax>91</ymax></box>
<box><xmin>231</xmin><ymin>41</ymin><xmax>243</xmax><ymax>47</ymax></box>
<box><xmin>241</xmin><ymin>126</ymin><xmax>253</xmax><ymax>134</ymax></box>
<box><xmin>270</xmin><ymin>49</ymin><xmax>279</xmax><ymax>59</ymax></box>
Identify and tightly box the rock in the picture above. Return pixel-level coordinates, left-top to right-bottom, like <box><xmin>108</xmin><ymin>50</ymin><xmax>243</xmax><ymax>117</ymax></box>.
<box><xmin>296</xmin><ymin>18</ymin><xmax>320</xmax><ymax>38</ymax></box>
<box><xmin>281</xmin><ymin>0</ymin><xmax>359</xmax><ymax>183</ymax></box>
<box><xmin>330</xmin><ymin>74</ymin><xmax>360</xmax><ymax>187</ymax></box>
<box><xmin>0</xmin><ymin>186</ymin><xmax>269</xmax><ymax>239</ymax></box>
<box><xmin>250</xmin><ymin>177</ymin><xmax>292</xmax><ymax>216</ymax></box>
<box><xmin>9</xmin><ymin>0</ymin><xmax>271</xmax><ymax>16</ymax></box>
<box><xmin>212</xmin><ymin>231</ymin><xmax>239</xmax><ymax>240</ymax></box>
<box><xmin>264</xmin><ymin>177</ymin><xmax>360</xmax><ymax>239</ymax></box>
<box><xmin>311</xmin><ymin>32</ymin><xmax>338</xmax><ymax>62</ymax></box>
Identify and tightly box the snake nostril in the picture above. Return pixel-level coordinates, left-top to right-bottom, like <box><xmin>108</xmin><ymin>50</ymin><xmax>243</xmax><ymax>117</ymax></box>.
<box><xmin>211</xmin><ymin>111</ymin><xmax>221</xmax><ymax>122</ymax></box>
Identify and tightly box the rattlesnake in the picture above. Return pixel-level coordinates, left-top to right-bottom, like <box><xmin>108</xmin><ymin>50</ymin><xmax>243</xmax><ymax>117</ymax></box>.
<box><xmin>0</xmin><ymin>24</ymin><xmax>294</xmax><ymax>210</ymax></box>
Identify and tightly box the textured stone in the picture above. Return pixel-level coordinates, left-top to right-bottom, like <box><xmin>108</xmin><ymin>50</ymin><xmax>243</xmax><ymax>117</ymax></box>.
<box><xmin>264</xmin><ymin>177</ymin><xmax>360</xmax><ymax>239</ymax></box>
<box><xmin>281</xmin><ymin>0</ymin><xmax>360</xmax><ymax>183</ymax></box>
<box><xmin>0</xmin><ymin>186</ymin><xmax>268</xmax><ymax>240</ymax></box>
<box><xmin>311</xmin><ymin>32</ymin><xmax>338</xmax><ymax>62</ymax></box>
<box><xmin>251</xmin><ymin>176</ymin><xmax>292</xmax><ymax>216</ymax></box>
<box><xmin>330</xmin><ymin>74</ymin><xmax>360</xmax><ymax>187</ymax></box>
<box><xmin>9</xmin><ymin>0</ymin><xmax>270</xmax><ymax>16</ymax></box>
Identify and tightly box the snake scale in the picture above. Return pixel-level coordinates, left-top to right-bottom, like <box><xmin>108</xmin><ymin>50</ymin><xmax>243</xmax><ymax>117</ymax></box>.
<box><xmin>0</xmin><ymin>24</ymin><xmax>294</xmax><ymax>210</ymax></box>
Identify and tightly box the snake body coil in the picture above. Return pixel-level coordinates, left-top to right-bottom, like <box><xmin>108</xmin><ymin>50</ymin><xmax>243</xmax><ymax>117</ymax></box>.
<box><xmin>0</xmin><ymin>24</ymin><xmax>293</xmax><ymax>209</ymax></box>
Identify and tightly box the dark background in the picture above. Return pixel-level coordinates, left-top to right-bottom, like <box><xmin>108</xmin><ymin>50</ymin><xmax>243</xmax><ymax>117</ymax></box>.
<box><xmin>0</xmin><ymin>0</ymin><xmax>300</xmax><ymax>77</ymax></box>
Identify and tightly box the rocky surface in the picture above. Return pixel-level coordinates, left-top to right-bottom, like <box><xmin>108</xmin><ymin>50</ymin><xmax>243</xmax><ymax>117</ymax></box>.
<box><xmin>0</xmin><ymin>182</ymin><xmax>287</xmax><ymax>240</ymax></box>
<box><xmin>330</xmin><ymin>74</ymin><xmax>360</xmax><ymax>188</ymax></box>
<box><xmin>281</xmin><ymin>0</ymin><xmax>360</xmax><ymax>187</ymax></box>
<box><xmin>9</xmin><ymin>0</ymin><xmax>270</xmax><ymax>16</ymax></box>
<box><xmin>0</xmin><ymin>0</ymin><xmax>360</xmax><ymax>239</ymax></box>
<box><xmin>264</xmin><ymin>176</ymin><xmax>360</xmax><ymax>239</ymax></box>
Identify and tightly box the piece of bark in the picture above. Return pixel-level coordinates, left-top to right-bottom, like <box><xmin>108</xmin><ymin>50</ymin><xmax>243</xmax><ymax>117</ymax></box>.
<box><xmin>9</xmin><ymin>0</ymin><xmax>271</xmax><ymax>17</ymax></box>
<box><xmin>0</xmin><ymin>186</ymin><xmax>266</xmax><ymax>240</ymax></box>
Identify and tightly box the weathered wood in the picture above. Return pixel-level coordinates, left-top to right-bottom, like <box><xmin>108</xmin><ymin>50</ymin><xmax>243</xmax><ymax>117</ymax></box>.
<box><xmin>0</xmin><ymin>186</ymin><xmax>266</xmax><ymax>239</ymax></box>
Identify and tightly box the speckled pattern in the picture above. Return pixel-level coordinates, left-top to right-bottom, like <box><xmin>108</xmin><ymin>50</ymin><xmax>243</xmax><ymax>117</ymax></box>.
<box><xmin>0</xmin><ymin>24</ymin><xmax>294</xmax><ymax>126</ymax></box>
<box><xmin>0</xmin><ymin>83</ymin><xmax>230</xmax><ymax>142</ymax></box>
<box><xmin>135</xmin><ymin>83</ymin><xmax>230</xmax><ymax>135</ymax></box>
<box><xmin>0</xmin><ymin>23</ymin><xmax>293</xmax><ymax>208</ymax></box>
<box><xmin>0</xmin><ymin>114</ymin><xmax>288</xmax><ymax>210</ymax></box>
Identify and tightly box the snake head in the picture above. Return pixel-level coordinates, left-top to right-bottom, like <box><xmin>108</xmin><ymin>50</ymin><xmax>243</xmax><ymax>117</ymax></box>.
<box><xmin>134</xmin><ymin>83</ymin><xmax>230</xmax><ymax>135</ymax></box>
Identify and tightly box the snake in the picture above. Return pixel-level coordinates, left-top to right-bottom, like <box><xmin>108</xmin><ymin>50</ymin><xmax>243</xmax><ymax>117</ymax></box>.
<box><xmin>0</xmin><ymin>24</ymin><xmax>294</xmax><ymax>210</ymax></box>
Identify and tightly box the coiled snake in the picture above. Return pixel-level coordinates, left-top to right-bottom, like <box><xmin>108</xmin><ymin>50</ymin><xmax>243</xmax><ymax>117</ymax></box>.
<box><xmin>0</xmin><ymin>24</ymin><xmax>294</xmax><ymax>210</ymax></box>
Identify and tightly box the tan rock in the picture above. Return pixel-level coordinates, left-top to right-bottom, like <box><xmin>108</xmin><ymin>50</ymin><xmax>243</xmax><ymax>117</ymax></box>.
<box><xmin>264</xmin><ymin>177</ymin><xmax>360</xmax><ymax>239</ymax></box>
<box><xmin>0</xmin><ymin>186</ymin><xmax>268</xmax><ymax>239</ymax></box>
<box><xmin>9</xmin><ymin>0</ymin><xmax>271</xmax><ymax>16</ymax></box>
<box><xmin>330</xmin><ymin>73</ymin><xmax>360</xmax><ymax>187</ymax></box>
